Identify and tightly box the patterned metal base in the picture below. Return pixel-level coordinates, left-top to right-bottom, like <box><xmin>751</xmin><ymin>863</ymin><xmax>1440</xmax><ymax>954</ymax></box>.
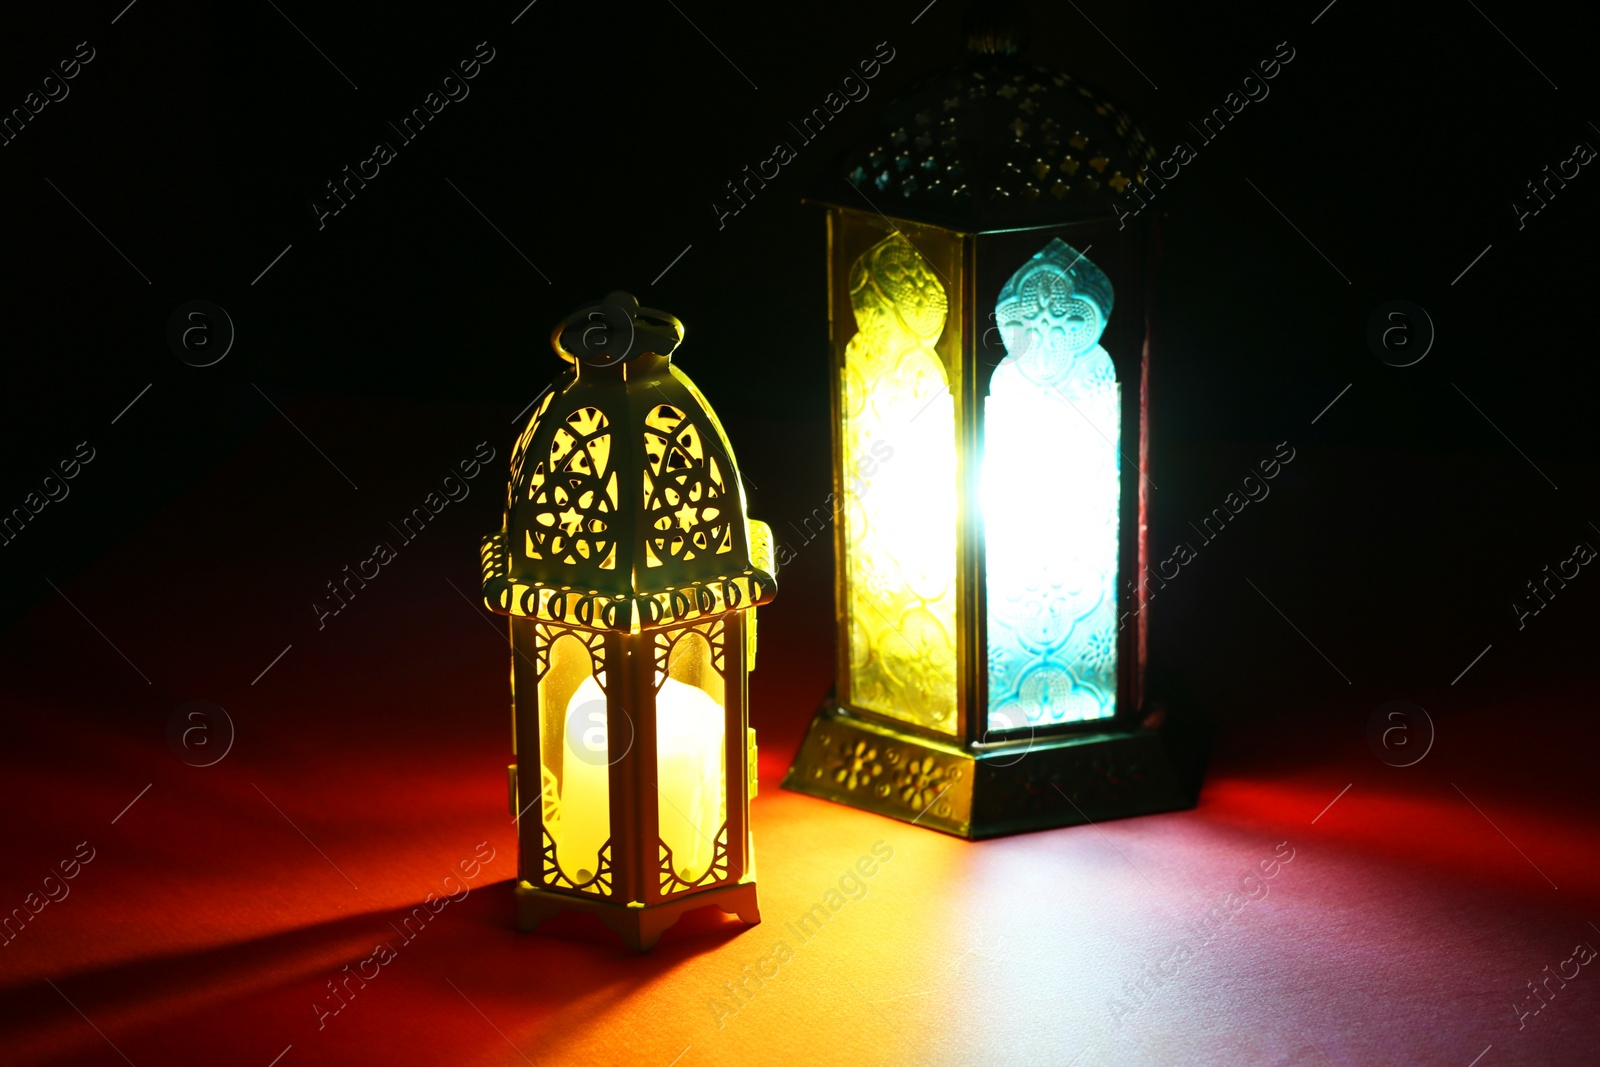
<box><xmin>514</xmin><ymin>879</ymin><xmax>760</xmax><ymax>952</ymax></box>
<box><xmin>782</xmin><ymin>696</ymin><xmax>1208</xmax><ymax>839</ymax></box>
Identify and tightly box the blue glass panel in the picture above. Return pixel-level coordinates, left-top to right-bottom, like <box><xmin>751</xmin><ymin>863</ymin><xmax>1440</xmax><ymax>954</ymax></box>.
<box><xmin>982</xmin><ymin>239</ymin><xmax>1120</xmax><ymax>730</ymax></box>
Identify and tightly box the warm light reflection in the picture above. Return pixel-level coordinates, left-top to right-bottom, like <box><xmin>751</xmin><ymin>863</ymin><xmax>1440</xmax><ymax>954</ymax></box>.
<box><xmin>840</xmin><ymin>233</ymin><xmax>959</xmax><ymax>734</ymax></box>
<box><xmin>982</xmin><ymin>239</ymin><xmax>1119</xmax><ymax>728</ymax></box>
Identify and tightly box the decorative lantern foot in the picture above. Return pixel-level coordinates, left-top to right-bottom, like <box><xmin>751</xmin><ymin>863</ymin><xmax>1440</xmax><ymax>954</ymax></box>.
<box><xmin>515</xmin><ymin>880</ymin><xmax>761</xmax><ymax>952</ymax></box>
<box><xmin>783</xmin><ymin>686</ymin><xmax>1209</xmax><ymax>840</ymax></box>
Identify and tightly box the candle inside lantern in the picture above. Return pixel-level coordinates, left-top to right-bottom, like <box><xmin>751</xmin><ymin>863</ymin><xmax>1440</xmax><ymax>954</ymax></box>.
<box><xmin>558</xmin><ymin>675</ymin><xmax>610</xmax><ymax>881</ymax></box>
<box><xmin>558</xmin><ymin>674</ymin><xmax>725</xmax><ymax>884</ymax></box>
<box><xmin>654</xmin><ymin>676</ymin><xmax>725</xmax><ymax>882</ymax></box>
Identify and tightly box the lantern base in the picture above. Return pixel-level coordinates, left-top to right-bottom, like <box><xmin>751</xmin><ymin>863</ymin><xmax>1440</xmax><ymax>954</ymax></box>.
<box><xmin>781</xmin><ymin>686</ymin><xmax>1208</xmax><ymax>839</ymax></box>
<box><xmin>514</xmin><ymin>879</ymin><xmax>760</xmax><ymax>952</ymax></box>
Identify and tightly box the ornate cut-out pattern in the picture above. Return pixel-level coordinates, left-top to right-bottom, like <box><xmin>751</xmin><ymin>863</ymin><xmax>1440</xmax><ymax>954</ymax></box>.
<box><xmin>523</xmin><ymin>406</ymin><xmax>620</xmax><ymax>569</ymax></box>
<box><xmin>841</xmin><ymin>64</ymin><xmax>1157</xmax><ymax>215</ymax></box>
<box><xmin>529</xmin><ymin>622</ymin><xmax>607</xmax><ymax>690</ymax></box>
<box><xmin>658</xmin><ymin>824</ymin><xmax>731</xmax><ymax>895</ymax></box>
<box><xmin>982</xmin><ymin>238</ymin><xmax>1119</xmax><ymax>729</ymax></box>
<box><xmin>507</xmin><ymin>387</ymin><xmax>556</xmax><ymax>509</ymax></box>
<box><xmin>840</xmin><ymin>233</ymin><xmax>959</xmax><ymax>734</ymax></box>
<box><xmin>892</xmin><ymin>755</ymin><xmax>953</xmax><ymax>813</ymax></box>
<box><xmin>538</xmin><ymin>762</ymin><xmax>560</xmax><ymax>828</ymax></box>
<box><xmin>810</xmin><ymin>736</ymin><xmax>964</xmax><ymax>819</ymax></box>
<box><xmin>823</xmin><ymin>738</ymin><xmax>886</xmax><ymax>793</ymax></box>
<box><xmin>650</xmin><ymin>620</ymin><xmax>725</xmax><ymax>688</ymax></box>
<box><xmin>540</xmin><ymin>826</ymin><xmax>613</xmax><ymax>897</ymax></box>
<box><xmin>483</xmin><ymin>528</ymin><xmax>769</xmax><ymax>630</ymax></box>
<box><xmin>533</xmin><ymin>626</ymin><xmax>612</xmax><ymax>890</ymax></box>
<box><xmin>485</xmin><ymin>372</ymin><xmax>776</xmax><ymax>630</ymax></box>
<box><xmin>642</xmin><ymin>404</ymin><xmax>733</xmax><ymax>568</ymax></box>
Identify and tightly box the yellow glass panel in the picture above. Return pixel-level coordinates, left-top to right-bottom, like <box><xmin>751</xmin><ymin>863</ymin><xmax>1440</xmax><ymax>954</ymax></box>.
<box><xmin>538</xmin><ymin>632</ymin><xmax>609</xmax><ymax>881</ymax></box>
<box><xmin>840</xmin><ymin>232</ymin><xmax>959</xmax><ymax>734</ymax></box>
<box><xmin>656</xmin><ymin>630</ymin><xmax>726</xmax><ymax>882</ymax></box>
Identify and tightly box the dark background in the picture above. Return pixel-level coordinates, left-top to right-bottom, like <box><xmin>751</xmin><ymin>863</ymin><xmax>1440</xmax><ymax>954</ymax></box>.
<box><xmin>1</xmin><ymin>0</ymin><xmax>1594</xmax><ymax>729</ymax></box>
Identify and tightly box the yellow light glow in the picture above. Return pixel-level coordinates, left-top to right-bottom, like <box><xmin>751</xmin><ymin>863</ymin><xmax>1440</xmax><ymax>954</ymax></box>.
<box><xmin>654</xmin><ymin>675</ymin><xmax>725</xmax><ymax>882</ymax></box>
<box><xmin>839</xmin><ymin>233</ymin><xmax>959</xmax><ymax>734</ymax></box>
<box><xmin>536</xmin><ymin>630</ymin><xmax>611</xmax><ymax>887</ymax></box>
<box><xmin>554</xmin><ymin>669</ymin><xmax>727</xmax><ymax>886</ymax></box>
<box><xmin>556</xmin><ymin>675</ymin><xmax>611</xmax><ymax>880</ymax></box>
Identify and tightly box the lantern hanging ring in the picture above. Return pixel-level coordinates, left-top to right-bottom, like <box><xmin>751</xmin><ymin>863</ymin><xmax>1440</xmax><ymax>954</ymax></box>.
<box><xmin>551</xmin><ymin>290</ymin><xmax>685</xmax><ymax>367</ymax></box>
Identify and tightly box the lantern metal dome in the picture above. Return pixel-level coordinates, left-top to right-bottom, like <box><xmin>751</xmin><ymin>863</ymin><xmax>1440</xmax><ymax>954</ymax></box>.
<box><xmin>809</xmin><ymin>8</ymin><xmax>1157</xmax><ymax>230</ymax></box>
<box><xmin>481</xmin><ymin>291</ymin><xmax>777</xmax><ymax>634</ymax></box>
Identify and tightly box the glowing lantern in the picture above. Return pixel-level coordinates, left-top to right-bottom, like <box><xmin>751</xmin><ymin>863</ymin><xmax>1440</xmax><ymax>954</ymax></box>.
<box><xmin>482</xmin><ymin>292</ymin><xmax>776</xmax><ymax>949</ymax></box>
<box><xmin>783</xmin><ymin>16</ymin><xmax>1206</xmax><ymax>837</ymax></box>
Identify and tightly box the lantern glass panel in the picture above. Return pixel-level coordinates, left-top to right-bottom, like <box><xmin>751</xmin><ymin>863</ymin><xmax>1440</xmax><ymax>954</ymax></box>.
<box><xmin>981</xmin><ymin>239</ymin><xmax>1121</xmax><ymax>730</ymax></box>
<box><xmin>832</xmin><ymin>213</ymin><xmax>965</xmax><ymax>736</ymax></box>
<box><xmin>654</xmin><ymin>623</ymin><xmax>727</xmax><ymax>884</ymax></box>
<box><xmin>537</xmin><ymin>628</ymin><xmax>610</xmax><ymax>884</ymax></box>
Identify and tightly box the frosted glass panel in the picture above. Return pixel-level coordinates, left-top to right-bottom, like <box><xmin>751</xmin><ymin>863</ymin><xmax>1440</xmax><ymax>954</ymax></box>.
<box><xmin>839</xmin><ymin>233</ymin><xmax>959</xmax><ymax>734</ymax></box>
<box><xmin>983</xmin><ymin>239</ymin><xmax>1120</xmax><ymax>730</ymax></box>
<box><xmin>538</xmin><ymin>632</ymin><xmax>611</xmax><ymax>881</ymax></box>
<box><xmin>655</xmin><ymin>629</ymin><xmax>727</xmax><ymax>885</ymax></box>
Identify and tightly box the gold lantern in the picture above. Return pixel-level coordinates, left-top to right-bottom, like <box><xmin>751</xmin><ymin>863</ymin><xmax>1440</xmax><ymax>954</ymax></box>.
<box><xmin>482</xmin><ymin>292</ymin><xmax>776</xmax><ymax>949</ymax></box>
<box><xmin>783</xmin><ymin>18</ymin><xmax>1206</xmax><ymax>837</ymax></box>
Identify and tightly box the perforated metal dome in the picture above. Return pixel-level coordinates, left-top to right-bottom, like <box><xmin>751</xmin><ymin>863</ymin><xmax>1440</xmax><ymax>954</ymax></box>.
<box><xmin>811</xmin><ymin>50</ymin><xmax>1156</xmax><ymax>231</ymax></box>
<box><xmin>480</xmin><ymin>293</ymin><xmax>776</xmax><ymax>632</ymax></box>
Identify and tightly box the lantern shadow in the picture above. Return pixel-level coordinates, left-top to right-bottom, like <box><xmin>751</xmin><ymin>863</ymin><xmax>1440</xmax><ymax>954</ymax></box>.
<box><xmin>0</xmin><ymin>877</ymin><xmax>753</xmax><ymax>1064</ymax></box>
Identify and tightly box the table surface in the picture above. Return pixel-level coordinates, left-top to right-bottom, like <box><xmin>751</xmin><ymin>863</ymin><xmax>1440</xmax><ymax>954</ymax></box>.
<box><xmin>2</xmin><ymin>401</ymin><xmax>1596</xmax><ymax>1067</ymax></box>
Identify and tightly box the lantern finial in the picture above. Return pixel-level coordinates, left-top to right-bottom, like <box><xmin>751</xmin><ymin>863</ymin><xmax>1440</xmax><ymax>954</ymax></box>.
<box><xmin>552</xmin><ymin>291</ymin><xmax>685</xmax><ymax>368</ymax></box>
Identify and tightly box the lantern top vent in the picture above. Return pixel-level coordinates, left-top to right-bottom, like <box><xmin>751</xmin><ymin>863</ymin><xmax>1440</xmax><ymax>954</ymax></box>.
<box><xmin>481</xmin><ymin>293</ymin><xmax>776</xmax><ymax>632</ymax></box>
<box><xmin>810</xmin><ymin>6</ymin><xmax>1156</xmax><ymax>232</ymax></box>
